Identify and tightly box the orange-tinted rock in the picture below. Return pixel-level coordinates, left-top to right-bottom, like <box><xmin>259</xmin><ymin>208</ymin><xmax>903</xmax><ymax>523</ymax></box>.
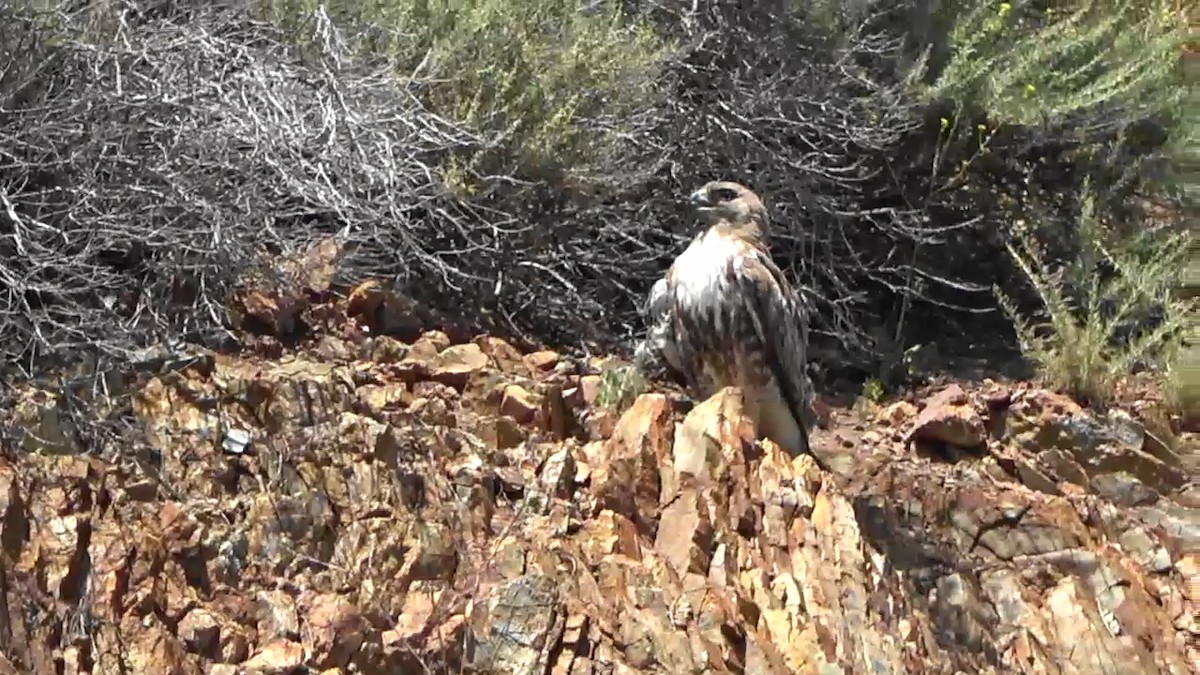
<box><xmin>3</xmin><ymin>327</ymin><xmax>1193</xmax><ymax>675</ymax></box>
<box><xmin>879</xmin><ymin>400</ymin><xmax>918</xmax><ymax>426</ymax></box>
<box><xmin>589</xmin><ymin>394</ymin><xmax>671</xmax><ymax>529</ymax></box>
<box><xmin>430</xmin><ymin>343</ymin><xmax>490</xmax><ymax>389</ymax></box>
<box><xmin>301</xmin><ymin>592</ymin><xmax>369</xmax><ymax>669</ymax></box>
<box><xmin>477</xmin><ymin>336</ymin><xmax>527</xmax><ymax>373</ymax></box>
<box><xmin>906</xmin><ymin>383</ymin><xmax>987</xmax><ymax>448</ymax></box>
<box><xmin>653</xmin><ymin>488</ymin><xmax>713</xmax><ymax>576</ymax></box>
<box><xmin>500</xmin><ymin>384</ymin><xmax>541</xmax><ymax>425</ymax></box>
<box><xmin>178</xmin><ymin>607</ymin><xmax>223</xmax><ymax>657</ymax></box>
<box><xmin>242</xmin><ymin>639</ymin><xmax>304</xmax><ymax>674</ymax></box>
<box><xmin>524</xmin><ymin>350</ymin><xmax>560</xmax><ymax>372</ymax></box>
<box><xmin>579</xmin><ymin>375</ymin><xmax>602</xmax><ymax>407</ymax></box>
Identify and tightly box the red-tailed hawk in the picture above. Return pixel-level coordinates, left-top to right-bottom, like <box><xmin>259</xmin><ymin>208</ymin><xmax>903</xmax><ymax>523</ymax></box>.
<box><xmin>645</xmin><ymin>180</ymin><xmax>823</xmax><ymax>466</ymax></box>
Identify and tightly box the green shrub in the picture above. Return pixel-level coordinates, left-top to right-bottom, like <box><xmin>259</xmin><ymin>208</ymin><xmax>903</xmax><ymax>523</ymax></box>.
<box><xmin>861</xmin><ymin>377</ymin><xmax>886</xmax><ymax>404</ymax></box>
<box><xmin>258</xmin><ymin>0</ymin><xmax>671</xmax><ymax>185</ymax></box>
<box><xmin>912</xmin><ymin>0</ymin><xmax>1188</xmax><ymax>225</ymax></box>
<box><xmin>997</xmin><ymin>186</ymin><xmax>1196</xmax><ymax>407</ymax></box>
<box><xmin>906</xmin><ymin>0</ymin><xmax>1193</xmax><ymax>406</ymax></box>
<box><xmin>595</xmin><ymin>361</ymin><xmax>646</xmax><ymax>415</ymax></box>
<box><xmin>924</xmin><ymin>0</ymin><xmax>1185</xmax><ymax>126</ymax></box>
<box><xmin>1164</xmin><ymin>339</ymin><xmax>1197</xmax><ymax>420</ymax></box>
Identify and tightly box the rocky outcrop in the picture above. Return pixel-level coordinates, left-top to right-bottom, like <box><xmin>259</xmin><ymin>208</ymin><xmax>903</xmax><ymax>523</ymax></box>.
<box><xmin>0</xmin><ymin>303</ymin><xmax>1195</xmax><ymax>673</ymax></box>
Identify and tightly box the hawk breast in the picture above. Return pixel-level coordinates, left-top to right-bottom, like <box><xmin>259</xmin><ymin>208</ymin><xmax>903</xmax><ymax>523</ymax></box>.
<box><xmin>667</xmin><ymin>228</ymin><xmax>764</xmax><ymax>389</ymax></box>
<box><xmin>669</xmin><ymin>228</ymin><xmax>741</xmax><ymax>319</ymax></box>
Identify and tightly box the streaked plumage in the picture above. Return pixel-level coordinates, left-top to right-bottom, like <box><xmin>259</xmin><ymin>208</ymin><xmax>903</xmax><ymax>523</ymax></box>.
<box><xmin>635</xmin><ymin>276</ymin><xmax>684</xmax><ymax>378</ymax></box>
<box><xmin>645</xmin><ymin>180</ymin><xmax>821</xmax><ymax>464</ymax></box>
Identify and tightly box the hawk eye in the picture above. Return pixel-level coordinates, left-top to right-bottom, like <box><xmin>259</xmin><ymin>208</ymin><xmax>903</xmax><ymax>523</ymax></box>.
<box><xmin>713</xmin><ymin>188</ymin><xmax>739</xmax><ymax>202</ymax></box>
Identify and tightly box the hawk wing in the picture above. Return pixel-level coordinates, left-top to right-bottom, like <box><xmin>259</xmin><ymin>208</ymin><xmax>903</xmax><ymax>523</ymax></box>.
<box><xmin>726</xmin><ymin>241</ymin><xmax>817</xmax><ymax>454</ymax></box>
<box><xmin>634</xmin><ymin>276</ymin><xmax>685</xmax><ymax>378</ymax></box>
<box><xmin>645</xmin><ymin>276</ymin><xmax>670</xmax><ymax>318</ymax></box>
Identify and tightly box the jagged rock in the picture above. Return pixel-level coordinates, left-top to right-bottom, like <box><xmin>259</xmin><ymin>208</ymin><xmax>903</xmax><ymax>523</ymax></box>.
<box><xmin>243</xmin><ymin>639</ymin><xmax>305</xmax><ymax>674</ymax></box>
<box><xmin>1091</xmin><ymin>471</ymin><xmax>1161</xmax><ymax>506</ymax></box>
<box><xmin>653</xmin><ymin>487</ymin><xmax>714</xmax><ymax>576</ymax></box>
<box><xmin>466</xmin><ymin>575</ymin><xmax>564</xmax><ymax>674</ymax></box>
<box><xmin>430</xmin><ymin>343</ymin><xmax>490</xmax><ymax>389</ymax></box>
<box><xmin>474</xmin><ymin>414</ymin><xmax>528</xmax><ymax>450</ymax></box>
<box><xmin>579</xmin><ymin>374</ymin><xmax>602</xmax><ymax>407</ymax></box>
<box><xmin>11</xmin><ymin>388</ymin><xmax>85</xmax><ymax>455</ymax></box>
<box><xmin>1005</xmin><ymin>388</ymin><xmax>1189</xmax><ymax>492</ymax></box>
<box><xmin>588</xmin><ymin>393</ymin><xmax>671</xmax><ymax>532</ymax></box>
<box><xmin>346</xmin><ymin>280</ymin><xmax>429</xmax><ymax>341</ymax></box>
<box><xmin>124</xmin><ymin>627</ymin><xmax>200</xmax><ymax>675</ymax></box>
<box><xmin>178</xmin><ymin>608</ymin><xmax>223</xmax><ymax>657</ymax></box>
<box><xmin>500</xmin><ymin>384</ymin><xmax>541</xmax><ymax>424</ymax></box>
<box><xmin>257</xmin><ymin>590</ymin><xmax>300</xmax><ymax>641</ymax></box>
<box><xmin>3</xmin><ymin>320</ymin><xmax>1195</xmax><ymax>675</ymax></box>
<box><xmin>224</xmin><ymin>239</ymin><xmax>343</xmax><ymax>338</ymax></box>
<box><xmin>906</xmin><ymin>383</ymin><xmax>987</xmax><ymax>449</ymax></box>
<box><xmin>879</xmin><ymin>399</ymin><xmax>918</xmax><ymax>426</ymax></box>
<box><xmin>301</xmin><ymin>592</ymin><xmax>371</xmax><ymax>670</ymax></box>
<box><xmin>477</xmin><ymin>335</ymin><xmax>528</xmax><ymax>373</ymax></box>
<box><xmin>524</xmin><ymin>350</ymin><xmax>560</xmax><ymax>372</ymax></box>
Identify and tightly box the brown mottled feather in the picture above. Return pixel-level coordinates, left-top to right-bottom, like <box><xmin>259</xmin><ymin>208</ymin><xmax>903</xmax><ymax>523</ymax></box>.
<box><xmin>659</xmin><ymin>181</ymin><xmax>821</xmax><ymax>466</ymax></box>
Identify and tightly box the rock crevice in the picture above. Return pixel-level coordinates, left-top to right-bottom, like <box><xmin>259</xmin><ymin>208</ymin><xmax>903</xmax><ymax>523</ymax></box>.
<box><xmin>1</xmin><ymin>320</ymin><xmax>1195</xmax><ymax>674</ymax></box>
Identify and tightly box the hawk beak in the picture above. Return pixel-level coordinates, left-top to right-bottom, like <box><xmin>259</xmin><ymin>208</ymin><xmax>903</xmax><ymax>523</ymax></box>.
<box><xmin>688</xmin><ymin>188</ymin><xmax>711</xmax><ymax>207</ymax></box>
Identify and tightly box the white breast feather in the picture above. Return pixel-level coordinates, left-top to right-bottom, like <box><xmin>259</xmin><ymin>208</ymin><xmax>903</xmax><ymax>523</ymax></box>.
<box><xmin>670</xmin><ymin>228</ymin><xmax>740</xmax><ymax>310</ymax></box>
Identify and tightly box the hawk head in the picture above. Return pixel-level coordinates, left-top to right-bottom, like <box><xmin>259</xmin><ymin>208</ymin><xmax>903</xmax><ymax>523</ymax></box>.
<box><xmin>687</xmin><ymin>180</ymin><xmax>769</xmax><ymax>234</ymax></box>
